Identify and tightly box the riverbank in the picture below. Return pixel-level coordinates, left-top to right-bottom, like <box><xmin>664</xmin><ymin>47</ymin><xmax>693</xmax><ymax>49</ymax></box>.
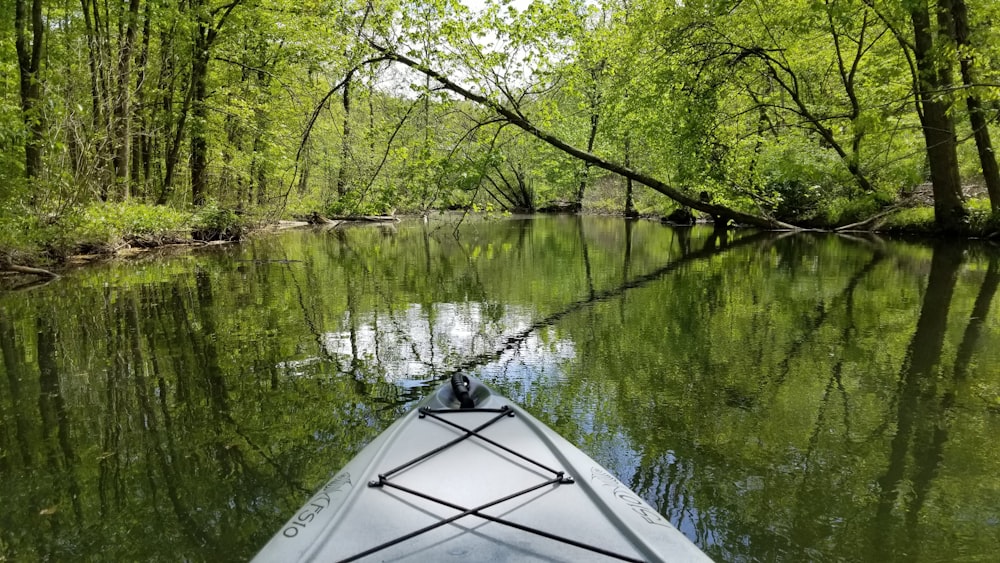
<box><xmin>0</xmin><ymin>201</ymin><xmax>307</xmax><ymax>289</ymax></box>
<box><xmin>0</xmin><ymin>201</ymin><xmax>415</xmax><ymax>290</ymax></box>
<box><xmin>4</xmin><ymin>199</ymin><xmax>998</xmax><ymax>291</ymax></box>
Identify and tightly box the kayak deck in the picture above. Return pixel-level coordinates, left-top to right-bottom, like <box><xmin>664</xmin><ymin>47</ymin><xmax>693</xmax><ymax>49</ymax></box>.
<box><xmin>253</xmin><ymin>378</ymin><xmax>711</xmax><ymax>562</ymax></box>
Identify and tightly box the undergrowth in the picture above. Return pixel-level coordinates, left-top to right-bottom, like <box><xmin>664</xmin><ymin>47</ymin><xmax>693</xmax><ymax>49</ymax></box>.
<box><xmin>2</xmin><ymin>201</ymin><xmax>251</xmax><ymax>263</ymax></box>
<box><xmin>70</xmin><ymin>201</ymin><xmax>191</xmax><ymax>253</ymax></box>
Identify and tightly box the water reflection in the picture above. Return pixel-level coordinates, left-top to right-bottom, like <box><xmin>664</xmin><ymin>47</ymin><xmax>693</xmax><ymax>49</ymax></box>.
<box><xmin>320</xmin><ymin>302</ymin><xmax>575</xmax><ymax>384</ymax></box>
<box><xmin>1</xmin><ymin>217</ymin><xmax>998</xmax><ymax>562</ymax></box>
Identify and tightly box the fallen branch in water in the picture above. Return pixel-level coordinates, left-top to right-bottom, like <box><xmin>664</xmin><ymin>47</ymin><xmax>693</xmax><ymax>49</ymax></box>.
<box><xmin>3</xmin><ymin>263</ymin><xmax>60</xmax><ymax>279</ymax></box>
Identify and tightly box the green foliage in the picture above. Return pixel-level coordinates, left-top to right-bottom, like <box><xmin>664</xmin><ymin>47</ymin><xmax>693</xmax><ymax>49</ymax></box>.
<box><xmin>284</xmin><ymin>193</ymin><xmax>327</xmax><ymax>218</ymax></box>
<box><xmin>768</xmin><ymin>180</ymin><xmax>824</xmax><ymax>221</ymax></box>
<box><xmin>0</xmin><ymin>208</ymin><xmax>42</xmax><ymax>261</ymax></box>
<box><xmin>966</xmin><ymin>197</ymin><xmax>993</xmax><ymax>214</ymax></box>
<box><xmin>440</xmin><ymin>187</ymin><xmax>474</xmax><ymax>210</ymax></box>
<box><xmin>3</xmin><ymin>0</ymin><xmax>1000</xmax><ymax>250</ymax></box>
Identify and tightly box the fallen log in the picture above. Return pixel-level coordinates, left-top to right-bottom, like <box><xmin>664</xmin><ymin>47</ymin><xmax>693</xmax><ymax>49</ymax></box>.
<box><xmin>4</xmin><ymin>263</ymin><xmax>60</xmax><ymax>279</ymax></box>
<box><xmin>294</xmin><ymin>211</ymin><xmax>336</xmax><ymax>225</ymax></box>
<box><xmin>325</xmin><ymin>215</ymin><xmax>398</xmax><ymax>222</ymax></box>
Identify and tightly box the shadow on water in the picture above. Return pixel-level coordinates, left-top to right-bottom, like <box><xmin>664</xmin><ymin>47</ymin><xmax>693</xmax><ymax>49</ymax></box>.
<box><xmin>1</xmin><ymin>217</ymin><xmax>999</xmax><ymax>562</ymax></box>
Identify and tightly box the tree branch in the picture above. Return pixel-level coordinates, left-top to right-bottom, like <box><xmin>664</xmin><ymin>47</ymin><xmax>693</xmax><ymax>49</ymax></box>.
<box><xmin>370</xmin><ymin>43</ymin><xmax>791</xmax><ymax>229</ymax></box>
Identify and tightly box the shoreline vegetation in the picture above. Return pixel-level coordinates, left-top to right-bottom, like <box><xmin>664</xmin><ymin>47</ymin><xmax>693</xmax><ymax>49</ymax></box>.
<box><xmin>3</xmin><ymin>194</ymin><xmax>998</xmax><ymax>291</ymax></box>
<box><xmin>0</xmin><ymin>205</ymin><xmax>387</xmax><ymax>289</ymax></box>
<box><xmin>5</xmin><ymin>0</ymin><xmax>1000</xmax><ymax>278</ymax></box>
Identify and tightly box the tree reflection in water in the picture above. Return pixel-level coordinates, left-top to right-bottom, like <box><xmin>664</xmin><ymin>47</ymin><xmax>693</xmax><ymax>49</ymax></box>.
<box><xmin>0</xmin><ymin>216</ymin><xmax>998</xmax><ymax>562</ymax></box>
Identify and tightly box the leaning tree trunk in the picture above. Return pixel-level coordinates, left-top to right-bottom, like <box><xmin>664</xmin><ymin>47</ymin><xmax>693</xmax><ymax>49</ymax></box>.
<box><xmin>949</xmin><ymin>0</ymin><xmax>1000</xmax><ymax>212</ymax></box>
<box><xmin>374</xmin><ymin>47</ymin><xmax>788</xmax><ymax>229</ymax></box>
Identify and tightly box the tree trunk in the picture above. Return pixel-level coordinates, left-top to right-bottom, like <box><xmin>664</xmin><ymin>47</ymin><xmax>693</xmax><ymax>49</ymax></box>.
<box><xmin>949</xmin><ymin>0</ymin><xmax>1000</xmax><ymax>212</ymax></box>
<box><xmin>621</xmin><ymin>1</ymin><xmax>637</xmax><ymax>219</ymax></box>
<box><xmin>112</xmin><ymin>0</ymin><xmax>142</xmax><ymax>198</ymax></box>
<box><xmin>133</xmin><ymin>2</ymin><xmax>152</xmax><ymax>198</ymax></box>
<box><xmin>188</xmin><ymin>0</ymin><xmax>245</xmax><ymax>206</ymax></box>
<box><xmin>81</xmin><ymin>0</ymin><xmax>103</xmax><ymax>129</ymax></box>
<box><xmin>337</xmin><ymin>70</ymin><xmax>354</xmax><ymax>198</ymax></box>
<box><xmin>909</xmin><ymin>2</ymin><xmax>967</xmax><ymax>231</ymax></box>
<box><xmin>297</xmin><ymin>147</ymin><xmax>311</xmax><ymax>195</ymax></box>
<box><xmin>158</xmin><ymin>24</ymin><xmax>191</xmax><ymax>205</ymax></box>
<box><xmin>624</xmin><ymin>134</ymin><xmax>637</xmax><ymax>217</ymax></box>
<box><xmin>15</xmin><ymin>0</ymin><xmax>44</xmax><ymax>182</ymax></box>
<box><xmin>576</xmin><ymin>91</ymin><xmax>600</xmax><ymax>206</ymax></box>
<box><xmin>160</xmin><ymin>85</ymin><xmax>191</xmax><ymax>204</ymax></box>
<box><xmin>190</xmin><ymin>26</ymin><xmax>210</xmax><ymax>206</ymax></box>
<box><xmin>84</xmin><ymin>0</ymin><xmax>115</xmax><ymax>198</ymax></box>
<box><xmin>253</xmin><ymin>132</ymin><xmax>267</xmax><ymax>206</ymax></box>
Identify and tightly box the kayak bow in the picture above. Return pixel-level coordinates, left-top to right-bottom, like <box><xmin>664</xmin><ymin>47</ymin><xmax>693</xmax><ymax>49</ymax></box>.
<box><xmin>253</xmin><ymin>376</ymin><xmax>712</xmax><ymax>562</ymax></box>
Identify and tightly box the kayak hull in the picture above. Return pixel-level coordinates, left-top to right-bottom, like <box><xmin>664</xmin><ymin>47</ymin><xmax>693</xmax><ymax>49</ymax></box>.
<box><xmin>253</xmin><ymin>377</ymin><xmax>711</xmax><ymax>562</ymax></box>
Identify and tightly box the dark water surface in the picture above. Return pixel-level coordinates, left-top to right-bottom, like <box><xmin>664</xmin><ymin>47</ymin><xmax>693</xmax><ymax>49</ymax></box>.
<box><xmin>2</xmin><ymin>216</ymin><xmax>999</xmax><ymax>562</ymax></box>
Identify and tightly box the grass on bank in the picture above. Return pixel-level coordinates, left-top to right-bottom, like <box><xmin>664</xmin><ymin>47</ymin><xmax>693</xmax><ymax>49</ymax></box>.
<box><xmin>3</xmin><ymin>197</ymin><xmax>999</xmax><ymax>270</ymax></box>
<box><xmin>0</xmin><ymin>201</ymin><xmax>249</xmax><ymax>265</ymax></box>
<box><xmin>879</xmin><ymin>198</ymin><xmax>1000</xmax><ymax>235</ymax></box>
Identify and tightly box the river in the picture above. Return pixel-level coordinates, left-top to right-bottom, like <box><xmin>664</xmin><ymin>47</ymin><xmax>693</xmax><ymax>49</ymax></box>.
<box><xmin>1</xmin><ymin>215</ymin><xmax>998</xmax><ymax>561</ymax></box>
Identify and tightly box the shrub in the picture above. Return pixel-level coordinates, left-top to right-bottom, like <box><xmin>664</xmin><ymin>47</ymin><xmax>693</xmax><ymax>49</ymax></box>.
<box><xmin>881</xmin><ymin>206</ymin><xmax>936</xmax><ymax>231</ymax></box>
<box><xmin>769</xmin><ymin>180</ymin><xmax>823</xmax><ymax>221</ymax></box>
<box><xmin>70</xmin><ymin>202</ymin><xmax>190</xmax><ymax>253</ymax></box>
<box><xmin>821</xmin><ymin>195</ymin><xmax>882</xmax><ymax>226</ymax></box>
<box><xmin>966</xmin><ymin>199</ymin><xmax>1000</xmax><ymax>237</ymax></box>
<box><xmin>0</xmin><ymin>209</ymin><xmax>43</xmax><ymax>262</ymax></box>
<box><xmin>326</xmin><ymin>191</ymin><xmax>395</xmax><ymax>217</ymax></box>
<box><xmin>191</xmin><ymin>202</ymin><xmax>246</xmax><ymax>241</ymax></box>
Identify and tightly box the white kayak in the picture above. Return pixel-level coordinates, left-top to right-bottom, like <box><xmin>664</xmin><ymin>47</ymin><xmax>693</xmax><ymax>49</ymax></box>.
<box><xmin>253</xmin><ymin>375</ymin><xmax>712</xmax><ymax>562</ymax></box>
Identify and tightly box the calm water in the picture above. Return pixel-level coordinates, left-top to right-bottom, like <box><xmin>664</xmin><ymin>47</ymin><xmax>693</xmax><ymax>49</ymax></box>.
<box><xmin>1</xmin><ymin>216</ymin><xmax>999</xmax><ymax>562</ymax></box>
